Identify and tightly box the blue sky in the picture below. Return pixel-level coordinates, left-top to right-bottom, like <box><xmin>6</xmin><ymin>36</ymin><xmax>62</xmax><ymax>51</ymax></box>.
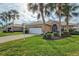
<box><xmin>0</xmin><ymin>3</ymin><xmax>79</xmax><ymax>25</ymax></box>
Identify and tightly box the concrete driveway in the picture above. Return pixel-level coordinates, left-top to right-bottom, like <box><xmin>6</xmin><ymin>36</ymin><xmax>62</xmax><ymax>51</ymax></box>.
<box><xmin>0</xmin><ymin>34</ymin><xmax>35</xmax><ymax>43</ymax></box>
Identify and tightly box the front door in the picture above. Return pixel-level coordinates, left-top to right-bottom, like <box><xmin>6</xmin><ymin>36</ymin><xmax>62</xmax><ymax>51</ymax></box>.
<box><xmin>52</xmin><ymin>24</ymin><xmax>58</xmax><ymax>32</ymax></box>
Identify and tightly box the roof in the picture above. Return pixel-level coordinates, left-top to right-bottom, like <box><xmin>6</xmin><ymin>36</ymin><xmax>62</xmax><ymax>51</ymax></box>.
<box><xmin>6</xmin><ymin>24</ymin><xmax>23</xmax><ymax>28</ymax></box>
<box><xmin>27</xmin><ymin>20</ymin><xmax>77</xmax><ymax>28</ymax></box>
<box><xmin>47</xmin><ymin>20</ymin><xmax>77</xmax><ymax>26</ymax></box>
<box><xmin>30</xmin><ymin>21</ymin><xmax>43</xmax><ymax>25</ymax></box>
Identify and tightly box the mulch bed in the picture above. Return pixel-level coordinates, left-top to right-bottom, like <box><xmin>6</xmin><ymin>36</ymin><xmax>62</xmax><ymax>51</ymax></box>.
<box><xmin>43</xmin><ymin>36</ymin><xmax>71</xmax><ymax>40</ymax></box>
<box><xmin>45</xmin><ymin>36</ymin><xmax>63</xmax><ymax>40</ymax></box>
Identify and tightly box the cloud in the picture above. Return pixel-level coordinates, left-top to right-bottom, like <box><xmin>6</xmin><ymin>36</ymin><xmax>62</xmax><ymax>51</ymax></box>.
<box><xmin>0</xmin><ymin>3</ymin><xmax>79</xmax><ymax>25</ymax></box>
<box><xmin>0</xmin><ymin>3</ymin><xmax>36</xmax><ymax>24</ymax></box>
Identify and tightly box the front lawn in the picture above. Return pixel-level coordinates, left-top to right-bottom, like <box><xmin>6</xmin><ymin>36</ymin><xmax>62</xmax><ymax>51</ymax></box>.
<box><xmin>0</xmin><ymin>35</ymin><xmax>79</xmax><ymax>56</ymax></box>
<box><xmin>0</xmin><ymin>32</ymin><xmax>22</xmax><ymax>37</ymax></box>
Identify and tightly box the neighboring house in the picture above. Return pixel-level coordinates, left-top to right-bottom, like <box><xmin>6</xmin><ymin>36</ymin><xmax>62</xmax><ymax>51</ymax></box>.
<box><xmin>3</xmin><ymin>24</ymin><xmax>23</xmax><ymax>32</ymax></box>
<box><xmin>28</xmin><ymin>20</ymin><xmax>77</xmax><ymax>34</ymax></box>
<box><xmin>73</xmin><ymin>23</ymin><xmax>79</xmax><ymax>31</ymax></box>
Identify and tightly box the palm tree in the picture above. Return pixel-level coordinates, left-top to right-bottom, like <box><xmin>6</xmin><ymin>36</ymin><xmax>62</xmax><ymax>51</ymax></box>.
<box><xmin>8</xmin><ymin>10</ymin><xmax>19</xmax><ymax>32</ymax></box>
<box><xmin>61</xmin><ymin>3</ymin><xmax>79</xmax><ymax>33</ymax></box>
<box><xmin>0</xmin><ymin>21</ymin><xmax>3</xmax><ymax>31</ymax></box>
<box><xmin>0</xmin><ymin>11</ymin><xmax>9</xmax><ymax>32</ymax></box>
<box><xmin>0</xmin><ymin>22</ymin><xmax>3</xmax><ymax>26</ymax></box>
<box><xmin>55</xmin><ymin>3</ymin><xmax>62</xmax><ymax>37</ymax></box>
<box><xmin>47</xmin><ymin>3</ymin><xmax>79</xmax><ymax>37</ymax></box>
<box><xmin>47</xmin><ymin>3</ymin><xmax>62</xmax><ymax>37</ymax></box>
<box><xmin>46</xmin><ymin>3</ymin><xmax>63</xmax><ymax>37</ymax></box>
<box><xmin>28</xmin><ymin>3</ymin><xmax>46</xmax><ymax>34</ymax></box>
<box><xmin>28</xmin><ymin>3</ymin><xmax>55</xmax><ymax>34</ymax></box>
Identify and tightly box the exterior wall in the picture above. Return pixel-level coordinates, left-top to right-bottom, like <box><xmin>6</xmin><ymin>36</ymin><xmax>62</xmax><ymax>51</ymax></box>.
<box><xmin>42</xmin><ymin>24</ymin><xmax>52</xmax><ymax>33</ymax></box>
<box><xmin>28</xmin><ymin>20</ymin><xmax>77</xmax><ymax>33</ymax></box>
<box><xmin>62</xmin><ymin>25</ymin><xmax>76</xmax><ymax>30</ymax></box>
<box><xmin>28</xmin><ymin>24</ymin><xmax>52</xmax><ymax>33</ymax></box>
<box><xmin>28</xmin><ymin>24</ymin><xmax>42</xmax><ymax>28</ymax></box>
<box><xmin>12</xmin><ymin>27</ymin><xmax>23</xmax><ymax>32</ymax></box>
<box><xmin>3</xmin><ymin>25</ymin><xmax>23</xmax><ymax>32</ymax></box>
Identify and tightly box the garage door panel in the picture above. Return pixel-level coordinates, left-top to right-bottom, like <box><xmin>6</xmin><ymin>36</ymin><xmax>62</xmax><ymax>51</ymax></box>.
<box><xmin>29</xmin><ymin>28</ymin><xmax>43</xmax><ymax>34</ymax></box>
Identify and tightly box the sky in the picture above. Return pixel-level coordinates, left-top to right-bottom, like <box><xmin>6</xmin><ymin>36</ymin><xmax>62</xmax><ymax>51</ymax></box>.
<box><xmin>0</xmin><ymin>3</ymin><xmax>79</xmax><ymax>25</ymax></box>
<box><xmin>0</xmin><ymin>3</ymin><xmax>38</xmax><ymax>25</ymax></box>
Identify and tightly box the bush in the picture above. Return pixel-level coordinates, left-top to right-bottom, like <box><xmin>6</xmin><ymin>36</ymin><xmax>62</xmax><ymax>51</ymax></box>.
<box><xmin>69</xmin><ymin>28</ymin><xmax>79</xmax><ymax>35</ymax></box>
<box><xmin>43</xmin><ymin>32</ymin><xmax>53</xmax><ymax>39</ymax></box>
<box><xmin>53</xmin><ymin>32</ymin><xmax>59</xmax><ymax>37</ymax></box>
<box><xmin>25</xmin><ymin>29</ymin><xmax>29</xmax><ymax>33</ymax></box>
<box><xmin>62</xmin><ymin>31</ymin><xmax>71</xmax><ymax>37</ymax></box>
<box><xmin>69</xmin><ymin>29</ymin><xmax>75</xmax><ymax>33</ymax></box>
<box><xmin>71</xmin><ymin>31</ymin><xmax>79</xmax><ymax>35</ymax></box>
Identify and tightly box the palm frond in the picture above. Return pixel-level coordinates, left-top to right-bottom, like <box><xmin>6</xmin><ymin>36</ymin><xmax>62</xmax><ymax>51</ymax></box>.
<box><xmin>72</xmin><ymin>12</ymin><xmax>79</xmax><ymax>16</ymax></box>
<box><xmin>8</xmin><ymin>9</ymin><xmax>19</xmax><ymax>20</ymax></box>
<box><xmin>72</xmin><ymin>6</ymin><xmax>79</xmax><ymax>11</ymax></box>
<box><xmin>28</xmin><ymin>3</ymin><xmax>38</xmax><ymax>14</ymax></box>
<box><xmin>37</xmin><ymin>13</ymin><xmax>40</xmax><ymax>19</ymax></box>
<box><xmin>28</xmin><ymin>3</ymin><xmax>33</xmax><ymax>11</ymax></box>
<box><xmin>0</xmin><ymin>22</ymin><xmax>2</xmax><ymax>25</ymax></box>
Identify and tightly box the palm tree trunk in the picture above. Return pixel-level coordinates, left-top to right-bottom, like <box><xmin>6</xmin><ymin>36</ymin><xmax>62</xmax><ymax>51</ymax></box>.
<box><xmin>57</xmin><ymin>4</ymin><xmax>62</xmax><ymax>37</ymax></box>
<box><xmin>65</xmin><ymin>16</ymin><xmax>69</xmax><ymax>32</ymax></box>
<box><xmin>5</xmin><ymin>21</ymin><xmax>7</xmax><ymax>32</ymax></box>
<box><xmin>12</xmin><ymin>20</ymin><xmax>14</xmax><ymax>32</ymax></box>
<box><xmin>58</xmin><ymin>15</ymin><xmax>62</xmax><ymax>37</ymax></box>
<box><xmin>40</xmin><ymin>11</ymin><xmax>46</xmax><ymax>34</ymax></box>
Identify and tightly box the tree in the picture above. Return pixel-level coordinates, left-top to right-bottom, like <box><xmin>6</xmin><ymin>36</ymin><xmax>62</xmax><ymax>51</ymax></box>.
<box><xmin>28</xmin><ymin>3</ymin><xmax>45</xmax><ymax>34</ymax></box>
<box><xmin>47</xmin><ymin>3</ymin><xmax>79</xmax><ymax>37</ymax></box>
<box><xmin>46</xmin><ymin>3</ymin><xmax>63</xmax><ymax>37</ymax></box>
<box><xmin>0</xmin><ymin>11</ymin><xmax>9</xmax><ymax>32</ymax></box>
<box><xmin>0</xmin><ymin>21</ymin><xmax>3</xmax><ymax>31</ymax></box>
<box><xmin>55</xmin><ymin>3</ymin><xmax>63</xmax><ymax>37</ymax></box>
<box><xmin>28</xmin><ymin>3</ymin><xmax>55</xmax><ymax>34</ymax></box>
<box><xmin>47</xmin><ymin>3</ymin><xmax>62</xmax><ymax>37</ymax></box>
<box><xmin>8</xmin><ymin>10</ymin><xmax>19</xmax><ymax>32</ymax></box>
<box><xmin>0</xmin><ymin>10</ymin><xmax>19</xmax><ymax>32</ymax></box>
<box><xmin>61</xmin><ymin>3</ymin><xmax>79</xmax><ymax>33</ymax></box>
<box><xmin>0</xmin><ymin>22</ymin><xmax>3</xmax><ymax>26</ymax></box>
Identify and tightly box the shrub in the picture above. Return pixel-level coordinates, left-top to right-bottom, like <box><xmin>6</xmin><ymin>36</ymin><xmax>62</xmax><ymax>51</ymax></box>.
<box><xmin>62</xmin><ymin>31</ymin><xmax>71</xmax><ymax>37</ymax></box>
<box><xmin>71</xmin><ymin>31</ymin><xmax>79</xmax><ymax>35</ymax></box>
<box><xmin>69</xmin><ymin>29</ymin><xmax>75</xmax><ymax>33</ymax></box>
<box><xmin>43</xmin><ymin>32</ymin><xmax>53</xmax><ymax>39</ymax></box>
<box><xmin>53</xmin><ymin>32</ymin><xmax>59</xmax><ymax>37</ymax></box>
<box><xmin>69</xmin><ymin>28</ymin><xmax>79</xmax><ymax>35</ymax></box>
<box><xmin>25</xmin><ymin>29</ymin><xmax>29</xmax><ymax>33</ymax></box>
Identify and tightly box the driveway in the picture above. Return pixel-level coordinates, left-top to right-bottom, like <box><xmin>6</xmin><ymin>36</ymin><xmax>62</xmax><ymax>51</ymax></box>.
<box><xmin>0</xmin><ymin>34</ymin><xmax>35</xmax><ymax>43</ymax></box>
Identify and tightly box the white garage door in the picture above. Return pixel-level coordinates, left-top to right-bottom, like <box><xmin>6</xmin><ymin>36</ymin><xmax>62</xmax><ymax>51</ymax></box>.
<box><xmin>29</xmin><ymin>28</ymin><xmax>43</xmax><ymax>34</ymax></box>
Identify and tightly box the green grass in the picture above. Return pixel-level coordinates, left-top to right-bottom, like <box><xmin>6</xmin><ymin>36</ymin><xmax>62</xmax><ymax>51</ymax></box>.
<box><xmin>0</xmin><ymin>32</ymin><xmax>22</xmax><ymax>37</ymax></box>
<box><xmin>0</xmin><ymin>35</ymin><xmax>79</xmax><ymax>56</ymax></box>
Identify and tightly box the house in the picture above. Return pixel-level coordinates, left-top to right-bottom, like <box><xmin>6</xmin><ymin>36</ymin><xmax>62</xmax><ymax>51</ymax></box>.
<box><xmin>3</xmin><ymin>20</ymin><xmax>77</xmax><ymax>34</ymax></box>
<box><xmin>28</xmin><ymin>21</ymin><xmax>51</xmax><ymax>34</ymax></box>
<box><xmin>72</xmin><ymin>23</ymin><xmax>79</xmax><ymax>31</ymax></box>
<box><xmin>28</xmin><ymin>20</ymin><xmax>77</xmax><ymax>34</ymax></box>
<box><xmin>3</xmin><ymin>24</ymin><xmax>23</xmax><ymax>32</ymax></box>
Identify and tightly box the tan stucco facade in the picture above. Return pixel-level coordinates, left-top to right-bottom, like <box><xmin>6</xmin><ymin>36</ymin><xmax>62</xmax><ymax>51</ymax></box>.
<box><xmin>28</xmin><ymin>20</ymin><xmax>76</xmax><ymax>33</ymax></box>
<box><xmin>42</xmin><ymin>24</ymin><xmax>52</xmax><ymax>33</ymax></box>
<box><xmin>28</xmin><ymin>24</ymin><xmax>52</xmax><ymax>33</ymax></box>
